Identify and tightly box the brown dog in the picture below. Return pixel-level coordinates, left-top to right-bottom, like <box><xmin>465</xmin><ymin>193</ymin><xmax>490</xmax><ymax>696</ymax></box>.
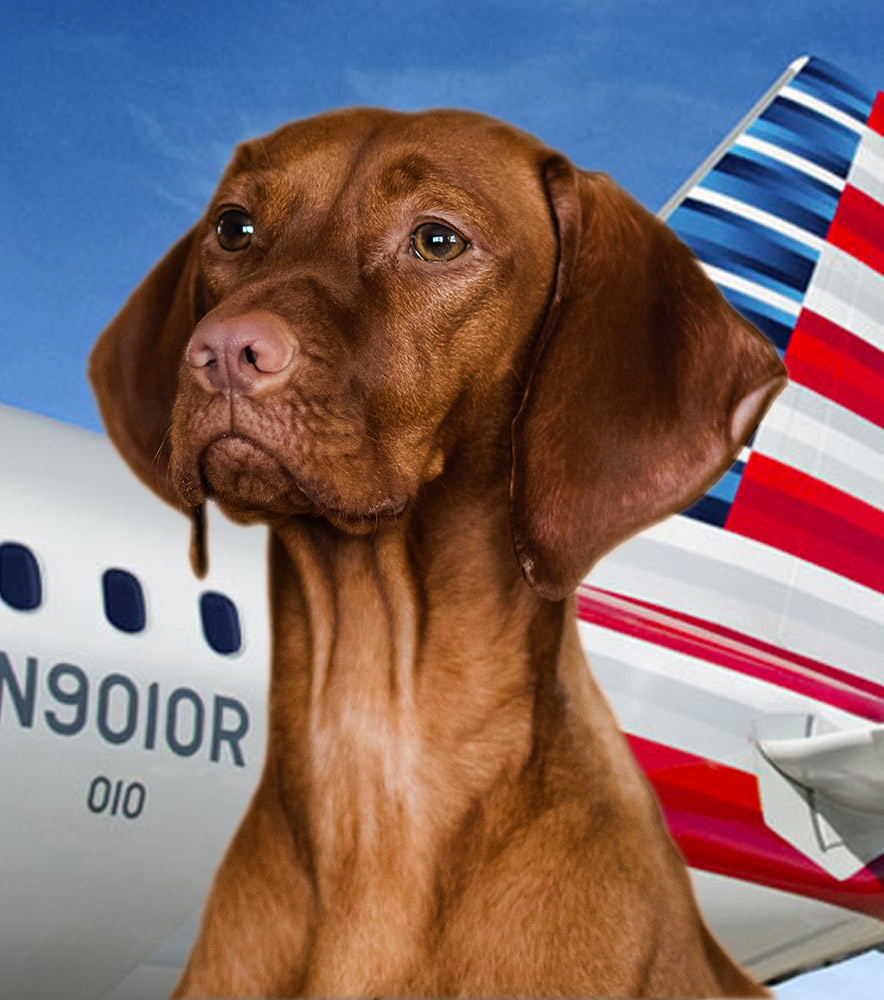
<box><xmin>90</xmin><ymin>108</ymin><xmax>785</xmax><ymax>998</ymax></box>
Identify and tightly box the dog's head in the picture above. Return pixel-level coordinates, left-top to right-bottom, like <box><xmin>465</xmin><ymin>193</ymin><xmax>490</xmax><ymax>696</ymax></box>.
<box><xmin>90</xmin><ymin>108</ymin><xmax>785</xmax><ymax>597</ymax></box>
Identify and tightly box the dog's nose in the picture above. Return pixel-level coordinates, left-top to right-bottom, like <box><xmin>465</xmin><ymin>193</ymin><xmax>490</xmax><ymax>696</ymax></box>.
<box><xmin>186</xmin><ymin>310</ymin><xmax>296</xmax><ymax>394</ymax></box>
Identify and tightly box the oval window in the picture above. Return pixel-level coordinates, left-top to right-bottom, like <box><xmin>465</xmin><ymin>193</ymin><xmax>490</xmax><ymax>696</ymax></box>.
<box><xmin>200</xmin><ymin>592</ymin><xmax>241</xmax><ymax>655</ymax></box>
<box><xmin>0</xmin><ymin>542</ymin><xmax>43</xmax><ymax>611</ymax></box>
<box><xmin>102</xmin><ymin>569</ymin><xmax>147</xmax><ymax>633</ymax></box>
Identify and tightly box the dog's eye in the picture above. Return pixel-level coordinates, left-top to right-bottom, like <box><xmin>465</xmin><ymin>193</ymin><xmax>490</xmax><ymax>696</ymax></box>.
<box><xmin>410</xmin><ymin>223</ymin><xmax>468</xmax><ymax>262</ymax></box>
<box><xmin>216</xmin><ymin>209</ymin><xmax>254</xmax><ymax>252</ymax></box>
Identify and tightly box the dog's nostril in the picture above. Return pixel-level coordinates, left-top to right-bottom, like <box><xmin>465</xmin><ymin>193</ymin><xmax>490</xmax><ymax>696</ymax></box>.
<box><xmin>244</xmin><ymin>345</ymin><xmax>257</xmax><ymax>366</ymax></box>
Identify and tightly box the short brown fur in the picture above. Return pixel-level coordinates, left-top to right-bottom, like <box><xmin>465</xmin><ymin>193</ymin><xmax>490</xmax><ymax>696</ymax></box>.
<box><xmin>90</xmin><ymin>108</ymin><xmax>785</xmax><ymax>998</ymax></box>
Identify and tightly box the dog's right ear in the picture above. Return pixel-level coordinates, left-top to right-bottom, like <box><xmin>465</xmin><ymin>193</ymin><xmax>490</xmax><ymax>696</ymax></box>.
<box><xmin>89</xmin><ymin>228</ymin><xmax>211</xmax><ymax>577</ymax></box>
<box><xmin>89</xmin><ymin>229</ymin><xmax>203</xmax><ymax>508</ymax></box>
<box><xmin>510</xmin><ymin>159</ymin><xmax>785</xmax><ymax>601</ymax></box>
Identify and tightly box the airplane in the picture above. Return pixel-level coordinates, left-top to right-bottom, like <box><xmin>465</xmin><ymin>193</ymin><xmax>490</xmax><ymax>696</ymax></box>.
<box><xmin>2</xmin><ymin>53</ymin><xmax>884</xmax><ymax>1000</ymax></box>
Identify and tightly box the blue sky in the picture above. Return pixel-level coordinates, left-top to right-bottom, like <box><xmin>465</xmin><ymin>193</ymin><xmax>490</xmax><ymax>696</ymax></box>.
<box><xmin>3</xmin><ymin>1</ymin><xmax>884</xmax><ymax>993</ymax></box>
<box><xmin>4</xmin><ymin>0</ymin><xmax>884</xmax><ymax>434</ymax></box>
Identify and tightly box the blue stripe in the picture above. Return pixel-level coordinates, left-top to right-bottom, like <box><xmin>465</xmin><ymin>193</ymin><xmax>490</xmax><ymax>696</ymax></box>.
<box><xmin>707</xmin><ymin>463</ymin><xmax>745</xmax><ymax>505</ymax></box>
<box><xmin>679</xmin><ymin>199</ymin><xmax>819</xmax><ymax>267</ymax></box>
<box><xmin>681</xmin><ymin>459</ymin><xmax>748</xmax><ymax>528</ymax></box>
<box><xmin>790</xmin><ymin>73</ymin><xmax>872</xmax><ymax>124</ymax></box>
<box><xmin>681</xmin><ymin>494</ymin><xmax>730</xmax><ymax>528</ymax></box>
<box><xmin>671</xmin><ymin>211</ymin><xmax>815</xmax><ymax>297</ymax></box>
<box><xmin>721</xmin><ymin>288</ymin><xmax>794</xmax><ymax>354</ymax></box>
<box><xmin>712</xmin><ymin>149</ymin><xmax>840</xmax><ymax>231</ymax></box>
<box><xmin>699</xmin><ymin>150</ymin><xmax>838</xmax><ymax>237</ymax></box>
<box><xmin>763</xmin><ymin>97</ymin><xmax>861</xmax><ymax>162</ymax></box>
<box><xmin>681</xmin><ymin>233</ymin><xmax>806</xmax><ymax>301</ymax></box>
<box><xmin>749</xmin><ymin>97</ymin><xmax>859</xmax><ymax>178</ymax></box>
<box><xmin>797</xmin><ymin>57</ymin><xmax>876</xmax><ymax>121</ymax></box>
<box><xmin>720</xmin><ymin>285</ymin><xmax>795</xmax><ymax>330</ymax></box>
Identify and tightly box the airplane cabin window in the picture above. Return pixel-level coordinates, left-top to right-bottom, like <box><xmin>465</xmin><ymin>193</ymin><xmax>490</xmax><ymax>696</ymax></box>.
<box><xmin>102</xmin><ymin>568</ymin><xmax>147</xmax><ymax>633</ymax></box>
<box><xmin>200</xmin><ymin>591</ymin><xmax>242</xmax><ymax>655</ymax></box>
<box><xmin>0</xmin><ymin>542</ymin><xmax>43</xmax><ymax>611</ymax></box>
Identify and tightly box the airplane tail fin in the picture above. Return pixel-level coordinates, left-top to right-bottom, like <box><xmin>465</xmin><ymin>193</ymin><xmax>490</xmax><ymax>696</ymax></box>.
<box><xmin>661</xmin><ymin>57</ymin><xmax>884</xmax><ymax>601</ymax></box>
<box><xmin>574</xmin><ymin>58</ymin><xmax>884</xmax><ymax>965</ymax></box>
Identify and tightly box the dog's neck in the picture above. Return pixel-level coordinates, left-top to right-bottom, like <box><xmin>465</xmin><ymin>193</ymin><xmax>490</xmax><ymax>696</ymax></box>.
<box><xmin>264</xmin><ymin>480</ymin><xmax>573</xmax><ymax>949</ymax></box>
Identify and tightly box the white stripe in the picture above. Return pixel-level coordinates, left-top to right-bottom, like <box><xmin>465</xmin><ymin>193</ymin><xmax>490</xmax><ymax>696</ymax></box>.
<box><xmin>590</xmin><ymin>523</ymin><xmax>790</xmax><ymax>649</ymax></box>
<box><xmin>590</xmin><ymin>648</ymin><xmax>761</xmax><ymax>774</ymax></box>
<box><xmin>734</xmin><ymin>133</ymin><xmax>846</xmax><ymax>190</ymax></box>
<box><xmin>591</xmin><ymin>553</ymin><xmax>884</xmax><ymax>704</ymax></box>
<box><xmin>690</xmin><ymin>869</ymin><xmax>884</xmax><ymax>980</ymax></box>
<box><xmin>700</xmin><ymin>263</ymin><xmax>802</xmax><ymax>316</ymax></box>
<box><xmin>590</xmin><ymin>521</ymin><xmax>884</xmax><ymax>698</ymax></box>
<box><xmin>781</xmin><ymin>84</ymin><xmax>866</xmax><ymax>135</ymax></box>
<box><xmin>848</xmin><ymin>126</ymin><xmax>884</xmax><ymax>206</ymax></box>
<box><xmin>759</xmin><ymin>383</ymin><xmax>884</xmax><ymax>512</ymax></box>
<box><xmin>610</xmin><ymin>516</ymin><xmax>791</xmax><ymax>600</ymax></box>
<box><xmin>804</xmin><ymin>243</ymin><xmax>884</xmax><ymax>355</ymax></box>
<box><xmin>579</xmin><ymin>622</ymin><xmax>868</xmax><ymax>760</ymax></box>
<box><xmin>606</xmin><ymin>510</ymin><xmax>884</xmax><ymax>637</ymax></box>
<box><xmin>687</xmin><ymin>186</ymin><xmax>825</xmax><ymax>252</ymax></box>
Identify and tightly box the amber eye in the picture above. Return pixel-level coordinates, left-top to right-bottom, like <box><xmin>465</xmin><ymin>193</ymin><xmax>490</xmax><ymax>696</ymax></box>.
<box><xmin>216</xmin><ymin>209</ymin><xmax>254</xmax><ymax>251</ymax></box>
<box><xmin>410</xmin><ymin>222</ymin><xmax>468</xmax><ymax>262</ymax></box>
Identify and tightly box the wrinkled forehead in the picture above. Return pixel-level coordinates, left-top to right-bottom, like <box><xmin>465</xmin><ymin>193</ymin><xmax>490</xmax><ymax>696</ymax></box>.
<box><xmin>210</xmin><ymin>108</ymin><xmax>552</xmax><ymax>232</ymax></box>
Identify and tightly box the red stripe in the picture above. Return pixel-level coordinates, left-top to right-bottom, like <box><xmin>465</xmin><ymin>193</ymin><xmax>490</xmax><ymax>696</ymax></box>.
<box><xmin>627</xmin><ymin>734</ymin><xmax>884</xmax><ymax>920</ymax></box>
<box><xmin>731</xmin><ymin>493</ymin><xmax>884</xmax><ymax>594</ymax></box>
<box><xmin>574</xmin><ymin>590</ymin><xmax>884</xmax><ymax>913</ymax></box>
<box><xmin>577</xmin><ymin>584</ymin><xmax>884</xmax><ymax>710</ymax></box>
<box><xmin>628</xmin><ymin>736</ymin><xmax>762</xmax><ymax>812</ymax></box>
<box><xmin>578</xmin><ymin>584</ymin><xmax>884</xmax><ymax>700</ymax></box>
<box><xmin>828</xmin><ymin>185</ymin><xmax>884</xmax><ymax>276</ymax></box>
<box><xmin>727</xmin><ymin>453</ymin><xmax>884</xmax><ymax>596</ymax></box>
<box><xmin>796</xmin><ymin>309</ymin><xmax>884</xmax><ymax>379</ymax></box>
<box><xmin>784</xmin><ymin>309</ymin><xmax>884</xmax><ymax>430</ymax></box>
<box><xmin>868</xmin><ymin>92</ymin><xmax>884</xmax><ymax>139</ymax></box>
<box><xmin>744</xmin><ymin>452</ymin><xmax>884</xmax><ymax>539</ymax></box>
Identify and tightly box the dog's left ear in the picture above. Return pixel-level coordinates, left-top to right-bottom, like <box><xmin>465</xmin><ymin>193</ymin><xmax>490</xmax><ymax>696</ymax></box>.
<box><xmin>89</xmin><ymin>228</ymin><xmax>211</xmax><ymax>577</ymax></box>
<box><xmin>510</xmin><ymin>158</ymin><xmax>786</xmax><ymax>601</ymax></box>
<box><xmin>89</xmin><ymin>229</ymin><xmax>202</xmax><ymax>506</ymax></box>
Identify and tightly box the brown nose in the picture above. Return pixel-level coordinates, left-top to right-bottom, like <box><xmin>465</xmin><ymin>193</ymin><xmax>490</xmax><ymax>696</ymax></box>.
<box><xmin>186</xmin><ymin>310</ymin><xmax>296</xmax><ymax>394</ymax></box>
